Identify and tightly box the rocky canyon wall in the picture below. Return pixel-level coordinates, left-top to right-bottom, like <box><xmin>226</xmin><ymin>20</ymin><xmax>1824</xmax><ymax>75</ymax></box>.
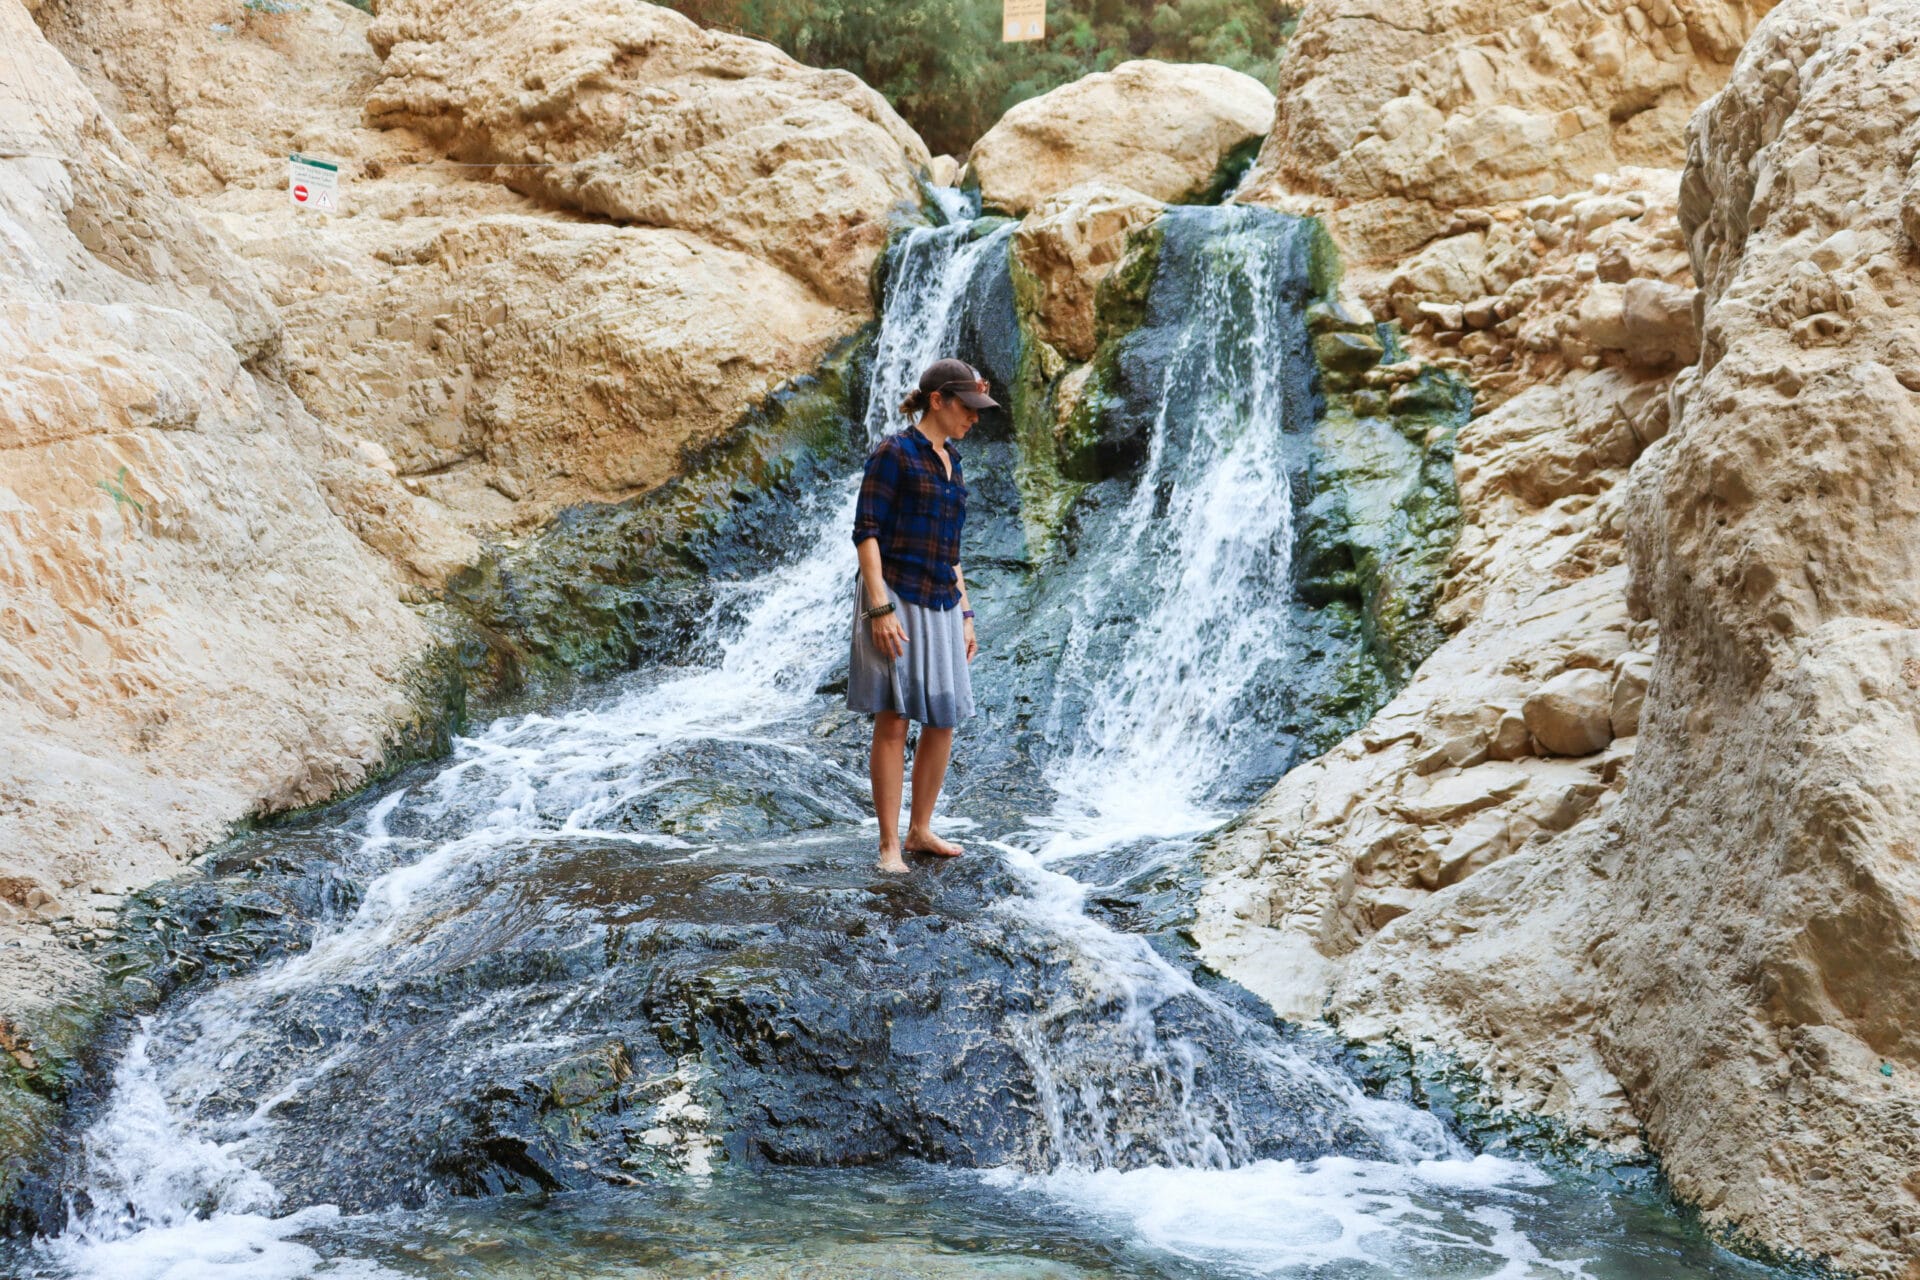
<box><xmin>35</xmin><ymin>0</ymin><xmax>929</xmax><ymax>536</ymax></box>
<box><xmin>0</xmin><ymin>0</ymin><xmax>442</xmax><ymax>1135</ymax></box>
<box><xmin>1241</xmin><ymin>0</ymin><xmax>1777</xmax><ymax>263</ymax></box>
<box><xmin>9</xmin><ymin>0</ymin><xmax>1920</xmax><ymax>1270</ymax></box>
<box><xmin>1210</xmin><ymin>1</ymin><xmax>1920</xmax><ymax>1274</ymax></box>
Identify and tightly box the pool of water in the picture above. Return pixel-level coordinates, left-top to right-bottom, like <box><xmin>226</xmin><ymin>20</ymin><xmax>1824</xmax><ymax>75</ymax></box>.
<box><xmin>22</xmin><ymin>1161</ymin><xmax>1786</xmax><ymax>1280</ymax></box>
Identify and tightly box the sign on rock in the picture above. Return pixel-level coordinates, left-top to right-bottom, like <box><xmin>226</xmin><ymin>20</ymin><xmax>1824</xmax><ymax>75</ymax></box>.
<box><xmin>1002</xmin><ymin>0</ymin><xmax>1044</xmax><ymax>42</ymax></box>
<box><xmin>288</xmin><ymin>153</ymin><xmax>340</xmax><ymax>213</ymax></box>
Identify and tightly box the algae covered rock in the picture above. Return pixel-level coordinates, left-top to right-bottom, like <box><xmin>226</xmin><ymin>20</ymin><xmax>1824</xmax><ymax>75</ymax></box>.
<box><xmin>1295</xmin><ymin>299</ymin><xmax>1467</xmax><ymax>689</ymax></box>
<box><xmin>1011</xmin><ymin>183</ymin><xmax>1166</xmax><ymax>363</ymax></box>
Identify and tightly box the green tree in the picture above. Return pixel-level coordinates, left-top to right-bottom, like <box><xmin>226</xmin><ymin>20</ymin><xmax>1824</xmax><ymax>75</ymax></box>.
<box><xmin>667</xmin><ymin>0</ymin><xmax>1294</xmax><ymax>157</ymax></box>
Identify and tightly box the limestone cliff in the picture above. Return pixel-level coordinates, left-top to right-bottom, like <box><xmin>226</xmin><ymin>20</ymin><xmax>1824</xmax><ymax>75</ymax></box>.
<box><xmin>0</xmin><ymin>0</ymin><xmax>439</xmax><ymax>1094</ymax></box>
<box><xmin>35</xmin><ymin>0</ymin><xmax>929</xmax><ymax>537</ymax></box>
<box><xmin>1210</xmin><ymin>1</ymin><xmax>1920</xmax><ymax>1273</ymax></box>
<box><xmin>1240</xmin><ymin>0</ymin><xmax>1778</xmax><ymax>263</ymax></box>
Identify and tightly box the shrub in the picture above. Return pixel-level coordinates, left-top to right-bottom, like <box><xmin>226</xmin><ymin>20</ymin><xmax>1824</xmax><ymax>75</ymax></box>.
<box><xmin>665</xmin><ymin>0</ymin><xmax>1294</xmax><ymax>156</ymax></box>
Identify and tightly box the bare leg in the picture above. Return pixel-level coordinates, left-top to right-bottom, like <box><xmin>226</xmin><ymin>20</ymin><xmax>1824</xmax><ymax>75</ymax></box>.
<box><xmin>871</xmin><ymin>712</ymin><xmax>909</xmax><ymax>872</ymax></box>
<box><xmin>904</xmin><ymin>726</ymin><xmax>962</xmax><ymax>857</ymax></box>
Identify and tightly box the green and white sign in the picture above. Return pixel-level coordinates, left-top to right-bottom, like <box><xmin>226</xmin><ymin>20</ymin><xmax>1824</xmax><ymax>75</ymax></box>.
<box><xmin>288</xmin><ymin>153</ymin><xmax>340</xmax><ymax>213</ymax></box>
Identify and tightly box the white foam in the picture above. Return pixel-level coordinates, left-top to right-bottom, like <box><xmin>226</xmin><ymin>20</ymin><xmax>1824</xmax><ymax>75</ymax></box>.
<box><xmin>1013</xmin><ymin>1155</ymin><xmax>1586</xmax><ymax>1278</ymax></box>
<box><xmin>39</xmin><ymin>1205</ymin><xmax>400</xmax><ymax>1280</ymax></box>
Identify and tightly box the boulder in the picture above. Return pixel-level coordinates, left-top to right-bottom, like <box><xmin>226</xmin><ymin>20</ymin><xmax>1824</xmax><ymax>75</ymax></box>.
<box><xmin>1610</xmin><ymin>653</ymin><xmax>1653</xmax><ymax>739</ymax></box>
<box><xmin>971</xmin><ymin>60</ymin><xmax>1274</xmax><ymax>215</ymax></box>
<box><xmin>1620</xmin><ymin>278</ymin><xmax>1700</xmax><ymax>367</ymax></box>
<box><xmin>1011</xmin><ymin>183</ymin><xmax>1164</xmax><ymax>362</ymax></box>
<box><xmin>1522</xmin><ymin>670</ymin><xmax>1615</xmax><ymax>756</ymax></box>
<box><xmin>1235</xmin><ymin>0</ymin><xmax>1780</xmax><ymax>263</ymax></box>
<box><xmin>365</xmin><ymin>0</ymin><xmax>932</xmax><ymax>310</ymax></box>
<box><xmin>266</xmin><ymin>218</ymin><xmax>850</xmax><ymax>524</ymax></box>
<box><xmin>1488</xmin><ymin>707</ymin><xmax>1533</xmax><ymax>761</ymax></box>
<box><xmin>43</xmin><ymin>0</ymin><xmax>904</xmax><ymax>534</ymax></box>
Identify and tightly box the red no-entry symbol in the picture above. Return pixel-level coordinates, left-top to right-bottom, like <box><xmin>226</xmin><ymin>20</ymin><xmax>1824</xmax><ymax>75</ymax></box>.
<box><xmin>293</xmin><ymin>184</ymin><xmax>309</xmax><ymax>202</ymax></box>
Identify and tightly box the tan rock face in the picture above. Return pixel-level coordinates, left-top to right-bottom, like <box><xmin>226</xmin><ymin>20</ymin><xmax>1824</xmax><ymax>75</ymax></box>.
<box><xmin>0</xmin><ymin>0</ymin><xmax>431</xmax><ymax>935</ymax></box>
<box><xmin>364</xmin><ymin>0</ymin><xmax>930</xmax><ymax>311</ymax></box>
<box><xmin>1212</xmin><ymin>1</ymin><xmax>1920</xmax><ymax>1273</ymax></box>
<box><xmin>257</xmin><ymin>215</ymin><xmax>848</xmax><ymax>527</ymax></box>
<box><xmin>1010</xmin><ymin>183</ymin><xmax>1164</xmax><ymax>362</ymax></box>
<box><xmin>1601</xmin><ymin>1</ymin><xmax>1920</xmax><ymax>1268</ymax></box>
<box><xmin>1240</xmin><ymin>0</ymin><xmax>1780</xmax><ymax>263</ymax></box>
<box><xmin>1365</xmin><ymin>164</ymin><xmax>1702</xmax><ymax>411</ymax></box>
<box><xmin>970</xmin><ymin>60</ymin><xmax>1275</xmax><ymax>216</ymax></box>
<box><xmin>40</xmin><ymin>0</ymin><xmax>919</xmax><ymax>537</ymax></box>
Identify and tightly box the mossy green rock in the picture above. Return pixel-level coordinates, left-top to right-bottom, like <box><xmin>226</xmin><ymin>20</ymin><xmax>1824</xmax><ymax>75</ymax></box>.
<box><xmin>1298</xmin><ymin>360</ymin><xmax>1467</xmax><ymax>688</ymax></box>
<box><xmin>1312</xmin><ymin>330</ymin><xmax>1387</xmax><ymax>388</ymax></box>
<box><xmin>439</xmin><ymin>332</ymin><xmax>874</xmax><ymax>702</ymax></box>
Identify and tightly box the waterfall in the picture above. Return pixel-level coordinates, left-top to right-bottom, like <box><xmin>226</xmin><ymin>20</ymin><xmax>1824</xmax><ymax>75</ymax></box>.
<box><xmin>862</xmin><ymin>217</ymin><xmax>1013</xmax><ymax>445</ymax></box>
<box><xmin>12</xmin><ymin>206</ymin><xmax>1745</xmax><ymax>1280</ymax></box>
<box><xmin>1039</xmin><ymin>208</ymin><xmax>1319</xmax><ymax>850</ymax></box>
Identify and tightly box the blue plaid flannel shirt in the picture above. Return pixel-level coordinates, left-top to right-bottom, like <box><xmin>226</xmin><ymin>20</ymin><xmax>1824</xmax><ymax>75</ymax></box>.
<box><xmin>851</xmin><ymin>427</ymin><xmax>966</xmax><ymax>610</ymax></box>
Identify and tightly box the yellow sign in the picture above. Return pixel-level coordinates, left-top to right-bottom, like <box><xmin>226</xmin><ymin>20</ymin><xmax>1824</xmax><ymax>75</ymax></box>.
<box><xmin>1003</xmin><ymin>0</ymin><xmax>1044</xmax><ymax>42</ymax></box>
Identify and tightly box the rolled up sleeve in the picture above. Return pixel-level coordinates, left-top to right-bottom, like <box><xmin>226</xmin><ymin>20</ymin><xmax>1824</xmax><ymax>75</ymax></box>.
<box><xmin>852</xmin><ymin>443</ymin><xmax>899</xmax><ymax>546</ymax></box>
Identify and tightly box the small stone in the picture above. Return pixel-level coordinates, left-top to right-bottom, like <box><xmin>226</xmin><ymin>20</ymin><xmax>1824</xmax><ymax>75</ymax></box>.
<box><xmin>1359</xmin><ymin>885</ymin><xmax>1428</xmax><ymax>931</ymax></box>
<box><xmin>1487</xmin><ymin>708</ymin><xmax>1532</xmax><ymax>760</ymax></box>
<box><xmin>1420</xmin><ymin>811</ymin><xmax>1512</xmax><ymax>888</ymax></box>
<box><xmin>1388</xmin><ymin>378</ymin><xmax>1456</xmax><ymax>417</ymax></box>
<box><xmin>1313</xmin><ymin>330</ymin><xmax>1386</xmax><ymax>376</ymax></box>
<box><xmin>1523</xmin><ymin>669</ymin><xmax>1615</xmax><ymax>756</ymax></box>
<box><xmin>1611</xmin><ymin>653</ymin><xmax>1653</xmax><ymax>738</ymax></box>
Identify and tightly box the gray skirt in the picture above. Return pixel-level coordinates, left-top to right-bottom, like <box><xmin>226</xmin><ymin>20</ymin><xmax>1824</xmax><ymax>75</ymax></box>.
<box><xmin>846</xmin><ymin>581</ymin><xmax>975</xmax><ymax>728</ymax></box>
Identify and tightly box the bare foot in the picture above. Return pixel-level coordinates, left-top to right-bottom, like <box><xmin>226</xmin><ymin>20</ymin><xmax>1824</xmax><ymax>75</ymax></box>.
<box><xmin>875</xmin><ymin>844</ymin><xmax>910</xmax><ymax>874</ymax></box>
<box><xmin>903</xmin><ymin>826</ymin><xmax>963</xmax><ymax>858</ymax></box>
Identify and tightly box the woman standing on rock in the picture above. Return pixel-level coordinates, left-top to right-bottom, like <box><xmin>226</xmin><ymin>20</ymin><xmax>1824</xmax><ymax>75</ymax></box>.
<box><xmin>848</xmin><ymin>358</ymin><xmax>995</xmax><ymax>873</ymax></box>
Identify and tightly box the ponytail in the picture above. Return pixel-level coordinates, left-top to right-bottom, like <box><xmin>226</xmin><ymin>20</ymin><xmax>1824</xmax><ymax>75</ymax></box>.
<box><xmin>898</xmin><ymin>387</ymin><xmax>931</xmax><ymax>417</ymax></box>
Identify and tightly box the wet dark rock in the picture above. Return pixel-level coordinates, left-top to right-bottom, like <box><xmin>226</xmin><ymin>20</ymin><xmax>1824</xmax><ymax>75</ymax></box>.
<box><xmin>19</xmin><ymin>823</ymin><xmax>1391</xmax><ymax>1219</ymax></box>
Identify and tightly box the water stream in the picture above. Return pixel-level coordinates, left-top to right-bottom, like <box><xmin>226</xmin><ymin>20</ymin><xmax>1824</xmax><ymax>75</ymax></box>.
<box><xmin>6</xmin><ymin>206</ymin><xmax>1786</xmax><ymax>1279</ymax></box>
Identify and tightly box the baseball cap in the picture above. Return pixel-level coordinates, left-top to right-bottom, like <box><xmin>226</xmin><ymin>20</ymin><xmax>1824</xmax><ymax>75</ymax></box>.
<box><xmin>919</xmin><ymin>358</ymin><xmax>1000</xmax><ymax>409</ymax></box>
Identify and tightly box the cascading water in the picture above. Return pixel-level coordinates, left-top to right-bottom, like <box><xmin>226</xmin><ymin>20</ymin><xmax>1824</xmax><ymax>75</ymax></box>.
<box><xmin>7</xmin><ymin>206</ymin><xmax>1787</xmax><ymax>1280</ymax></box>
<box><xmin>1038</xmin><ymin>209</ymin><xmax>1317</xmax><ymax>846</ymax></box>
